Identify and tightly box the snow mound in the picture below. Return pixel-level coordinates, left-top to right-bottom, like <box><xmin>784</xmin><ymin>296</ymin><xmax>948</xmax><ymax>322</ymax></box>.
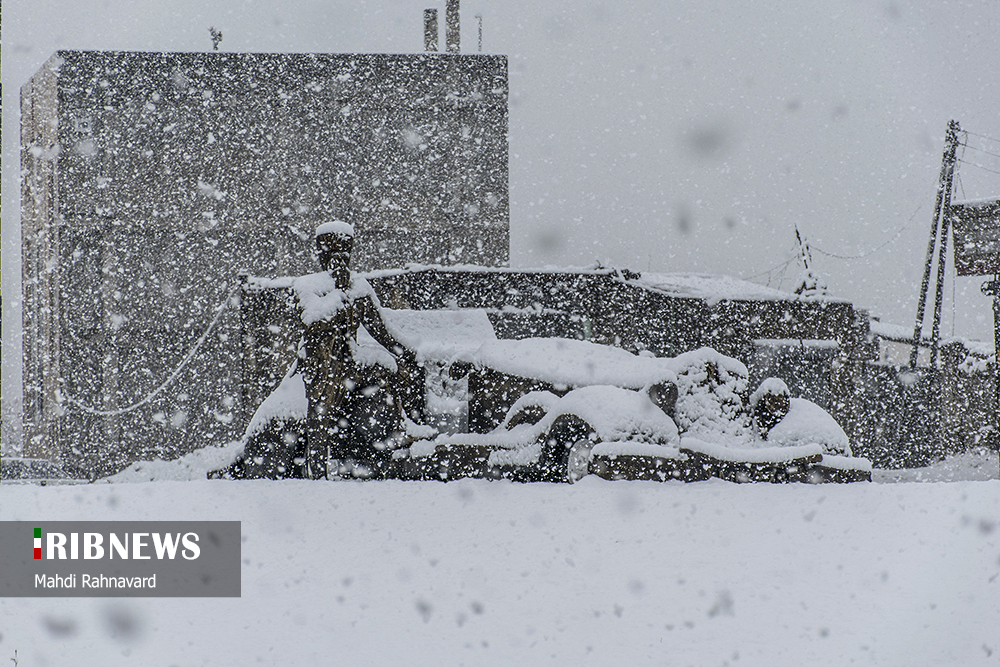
<box><xmin>767</xmin><ymin>398</ymin><xmax>851</xmax><ymax>456</ymax></box>
<box><xmin>500</xmin><ymin>391</ymin><xmax>562</xmax><ymax>429</ymax></box>
<box><xmin>463</xmin><ymin>338</ymin><xmax>678</xmax><ymax>389</ymax></box>
<box><xmin>244</xmin><ymin>370</ymin><xmax>308</xmax><ymax>441</ymax></box>
<box><xmin>682</xmin><ymin>437</ymin><xmax>823</xmax><ymax>463</ymax></box>
<box><xmin>105</xmin><ymin>440</ymin><xmax>245</xmax><ymax>483</ymax></box>
<box><xmin>534</xmin><ymin>385</ymin><xmax>679</xmax><ymax>445</ymax></box>
<box><xmin>874</xmin><ymin>447</ymin><xmax>999</xmax><ymax>483</ymax></box>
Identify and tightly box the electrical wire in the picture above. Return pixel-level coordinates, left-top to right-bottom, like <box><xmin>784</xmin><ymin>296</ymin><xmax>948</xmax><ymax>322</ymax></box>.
<box><xmin>61</xmin><ymin>284</ymin><xmax>239</xmax><ymax>416</ymax></box>
<box><xmin>767</xmin><ymin>259</ymin><xmax>796</xmax><ymax>289</ymax></box>
<box><xmin>743</xmin><ymin>253</ymin><xmax>798</xmax><ymax>281</ymax></box>
<box><xmin>964</xmin><ymin>129</ymin><xmax>1000</xmax><ymax>145</ymax></box>
<box><xmin>810</xmin><ymin>205</ymin><xmax>922</xmax><ymax>260</ymax></box>
<box><xmin>776</xmin><ymin>259</ymin><xmax>791</xmax><ymax>291</ymax></box>
<box><xmin>958</xmin><ymin>158</ymin><xmax>1000</xmax><ymax>177</ymax></box>
<box><xmin>956</xmin><ymin>134</ymin><xmax>968</xmax><ymax>201</ymax></box>
<box><xmin>963</xmin><ymin>143</ymin><xmax>1000</xmax><ymax>161</ymax></box>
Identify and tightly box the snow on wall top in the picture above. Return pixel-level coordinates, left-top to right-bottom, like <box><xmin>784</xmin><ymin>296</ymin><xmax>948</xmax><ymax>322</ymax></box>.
<box><xmin>462</xmin><ymin>338</ymin><xmax>680</xmax><ymax>389</ymax></box>
<box><xmin>636</xmin><ymin>272</ymin><xmax>806</xmax><ymax>303</ymax></box>
<box><xmin>377</xmin><ymin>309</ymin><xmax>497</xmax><ymax>361</ymax></box>
<box><xmin>868</xmin><ymin>319</ymin><xmax>919</xmax><ymax>341</ymax></box>
<box><xmin>260</xmin><ymin>265</ymin><xmax>853</xmax><ymax>314</ymax></box>
<box><xmin>869</xmin><ymin>318</ymin><xmax>992</xmax><ymax>356</ymax></box>
<box><xmin>951</xmin><ymin>196</ymin><xmax>1000</xmax><ymax>207</ymax></box>
<box><xmin>364</xmin><ymin>264</ymin><xmax>843</xmax><ymax>304</ymax></box>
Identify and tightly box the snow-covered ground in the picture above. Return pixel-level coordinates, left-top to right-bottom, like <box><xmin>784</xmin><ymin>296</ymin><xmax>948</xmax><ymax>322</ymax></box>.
<box><xmin>874</xmin><ymin>447</ymin><xmax>1000</xmax><ymax>483</ymax></box>
<box><xmin>2</xmin><ymin>452</ymin><xmax>998</xmax><ymax>666</ymax></box>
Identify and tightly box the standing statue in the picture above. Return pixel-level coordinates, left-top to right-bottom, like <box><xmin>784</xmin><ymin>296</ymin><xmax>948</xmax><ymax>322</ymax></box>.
<box><xmin>210</xmin><ymin>221</ymin><xmax>422</xmax><ymax>481</ymax></box>
<box><xmin>298</xmin><ymin>221</ymin><xmax>417</xmax><ymax>479</ymax></box>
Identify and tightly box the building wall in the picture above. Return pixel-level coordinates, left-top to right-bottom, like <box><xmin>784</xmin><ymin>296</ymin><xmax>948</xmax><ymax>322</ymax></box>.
<box><xmin>21</xmin><ymin>58</ymin><xmax>62</xmax><ymax>461</ymax></box>
<box><xmin>21</xmin><ymin>50</ymin><xmax>509</xmax><ymax>476</ymax></box>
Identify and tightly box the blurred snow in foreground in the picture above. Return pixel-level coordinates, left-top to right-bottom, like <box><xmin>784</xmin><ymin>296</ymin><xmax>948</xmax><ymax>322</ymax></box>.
<box><xmin>2</xmin><ymin>473</ymin><xmax>997</xmax><ymax>666</ymax></box>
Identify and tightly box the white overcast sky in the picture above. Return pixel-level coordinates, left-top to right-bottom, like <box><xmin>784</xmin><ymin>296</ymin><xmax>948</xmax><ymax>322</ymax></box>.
<box><xmin>3</xmin><ymin>0</ymin><xmax>1000</xmax><ymax>412</ymax></box>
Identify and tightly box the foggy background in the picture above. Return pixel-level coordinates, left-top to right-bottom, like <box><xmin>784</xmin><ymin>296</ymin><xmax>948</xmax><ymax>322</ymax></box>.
<box><xmin>4</xmin><ymin>0</ymin><xmax>1000</xmax><ymax>442</ymax></box>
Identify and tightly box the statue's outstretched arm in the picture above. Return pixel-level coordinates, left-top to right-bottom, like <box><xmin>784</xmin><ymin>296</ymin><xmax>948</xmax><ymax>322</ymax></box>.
<box><xmin>358</xmin><ymin>293</ymin><xmax>424</xmax><ymax>422</ymax></box>
<box><xmin>358</xmin><ymin>295</ymin><xmax>413</xmax><ymax>361</ymax></box>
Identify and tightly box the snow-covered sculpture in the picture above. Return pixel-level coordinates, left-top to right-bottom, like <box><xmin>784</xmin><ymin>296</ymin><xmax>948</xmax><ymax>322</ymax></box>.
<box><xmin>298</xmin><ymin>221</ymin><xmax>417</xmax><ymax>478</ymax></box>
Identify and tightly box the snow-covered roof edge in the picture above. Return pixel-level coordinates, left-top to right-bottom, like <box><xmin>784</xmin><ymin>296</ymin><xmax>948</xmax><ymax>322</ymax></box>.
<box><xmin>244</xmin><ymin>263</ymin><xmax>857</xmax><ymax>307</ymax></box>
<box><xmin>951</xmin><ymin>196</ymin><xmax>1000</xmax><ymax>207</ymax></box>
<box><xmin>363</xmin><ymin>264</ymin><xmax>848</xmax><ymax>305</ymax></box>
<box><xmin>869</xmin><ymin>318</ymin><xmax>993</xmax><ymax>356</ymax></box>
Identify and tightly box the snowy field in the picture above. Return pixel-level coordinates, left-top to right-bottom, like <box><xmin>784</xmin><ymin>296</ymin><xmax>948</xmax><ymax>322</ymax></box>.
<box><xmin>2</xmin><ymin>455</ymin><xmax>999</xmax><ymax>667</ymax></box>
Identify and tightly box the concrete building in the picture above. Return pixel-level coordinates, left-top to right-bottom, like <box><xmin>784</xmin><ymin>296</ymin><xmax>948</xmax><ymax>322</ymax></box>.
<box><xmin>21</xmin><ymin>50</ymin><xmax>508</xmax><ymax>476</ymax></box>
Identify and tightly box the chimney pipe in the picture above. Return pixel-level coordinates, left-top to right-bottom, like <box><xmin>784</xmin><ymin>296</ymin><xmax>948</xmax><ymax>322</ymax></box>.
<box><xmin>446</xmin><ymin>0</ymin><xmax>460</xmax><ymax>53</ymax></box>
<box><xmin>423</xmin><ymin>9</ymin><xmax>438</xmax><ymax>52</ymax></box>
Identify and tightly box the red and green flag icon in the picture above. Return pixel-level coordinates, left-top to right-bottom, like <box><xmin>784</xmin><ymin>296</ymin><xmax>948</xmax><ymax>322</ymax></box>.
<box><xmin>34</xmin><ymin>527</ymin><xmax>41</xmax><ymax>559</ymax></box>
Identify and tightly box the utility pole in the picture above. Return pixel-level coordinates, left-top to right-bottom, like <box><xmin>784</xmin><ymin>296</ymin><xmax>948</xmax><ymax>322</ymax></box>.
<box><xmin>909</xmin><ymin>120</ymin><xmax>961</xmax><ymax>368</ymax></box>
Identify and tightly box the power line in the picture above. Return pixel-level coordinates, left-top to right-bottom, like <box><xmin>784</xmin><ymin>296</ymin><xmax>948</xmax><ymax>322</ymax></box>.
<box><xmin>743</xmin><ymin>254</ymin><xmax>797</xmax><ymax>280</ymax></box>
<box><xmin>958</xmin><ymin>158</ymin><xmax>1000</xmax><ymax>177</ymax></box>
<box><xmin>964</xmin><ymin>129</ymin><xmax>1000</xmax><ymax>145</ymax></box>
<box><xmin>963</xmin><ymin>143</ymin><xmax>1000</xmax><ymax>161</ymax></box>
<box><xmin>956</xmin><ymin>134</ymin><xmax>968</xmax><ymax>200</ymax></box>
<box><xmin>810</xmin><ymin>205</ymin><xmax>922</xmax><ymax>260</ymax></box>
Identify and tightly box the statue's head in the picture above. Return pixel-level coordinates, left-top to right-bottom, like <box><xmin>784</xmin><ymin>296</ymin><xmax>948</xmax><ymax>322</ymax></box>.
<box><xmin>315</xmin><ymin>221</ymin><xmax>354</xmax><ymax>287</ymax></box>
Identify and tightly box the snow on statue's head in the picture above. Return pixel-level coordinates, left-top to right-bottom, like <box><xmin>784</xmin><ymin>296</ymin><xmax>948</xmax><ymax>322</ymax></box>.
<box><xmin>315</xmin><ymin>221</ymin><xmax>355</xmax><ymax>288</ymax></box>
